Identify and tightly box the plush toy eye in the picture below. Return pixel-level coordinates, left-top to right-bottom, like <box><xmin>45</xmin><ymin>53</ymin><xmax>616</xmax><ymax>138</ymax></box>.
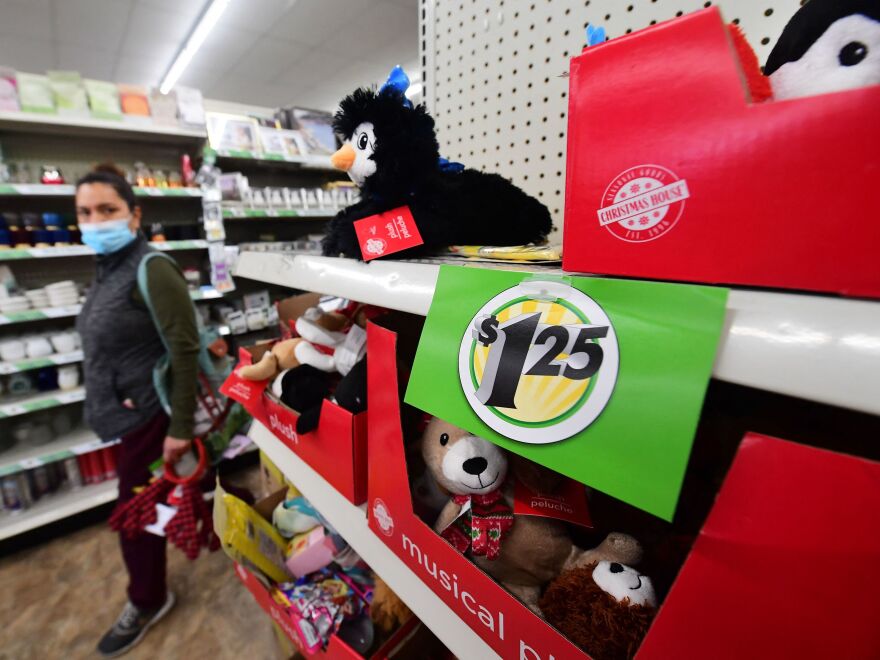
<box><xmin>839</xmin><ymin>41</ymin><xmax>868</xmax><ymax>67</ymax></box>
<box><xmin>357</xmin><ymin>132</ymin><xmax>369</xmax><ymax>150</ymax></box>
<box><xmin>440</xmin><ymin>433</ymin><xmax>449</xmax><ymax>446</ymax></box>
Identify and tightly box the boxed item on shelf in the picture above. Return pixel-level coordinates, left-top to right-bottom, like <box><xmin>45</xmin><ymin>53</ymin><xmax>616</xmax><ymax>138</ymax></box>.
<box><xmin>16</xmin><ymin>73</ymin><xmax>54</xmax><ymax>114</ymax></box>
<box><xmin>562</xmin><ymin>7</ymin><xmax>880</xmax><ymax>298</ymax></box>
<box><xmin>220</xmin><ymin>303</ymin><xmax>369</xmax><ymax>505</ymax></box>
<box><xmin>0</xmin><ymin>67</ymin><xmax>20</xmax><ymax>112</ymax></box>
<box><xmin>365</xmin><ymin>320</ymin><xmax>880</xmax><ymax>659</ymax></box>
<box><xmin>84</xmin><ymin>79</ymin><xmax>122</xmax><ymax>119</ymax></box>
<box><xmin>47</xmin><ymin>71</ymin><xmax>88</xmax><ymax>116</ymax></box>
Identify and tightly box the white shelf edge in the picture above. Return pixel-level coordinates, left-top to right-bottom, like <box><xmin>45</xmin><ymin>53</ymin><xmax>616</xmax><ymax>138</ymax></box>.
<box><xmin>0</xmin><ymin>111</ymin><xmax>206</xmax><ymax>142</ymax></box>
<box><xmin>234</xmin><ymin>251</ymin><xmax>880</xmax><ymax>415</ymax></box>
<box><xmin>0</xmin><ymin>479</ymin><xmax>118</xmax><ymax>541</ymax></box>
<box><xmin>0</xmin><ymin>303</ymin><xmax>82</xmax><ymax>326</ymax></box>
<box><xmin>0</xmin><ymin>349</ymin><xmax>84</xmax><ymax>375</ymax></box>
<box><xmin>248</xmin><ymin>422</ymin><xmax>499</xmax><ymax>660</ymax></box>
<box><xmin>0</xmin><ymin>385</ymin><xmax>86</xmax><ymax>419</ymax></box>
<box><xmin>0</xmin><ymin>427</ymin><xmax>98</xmax><ymax>473</ymax></box>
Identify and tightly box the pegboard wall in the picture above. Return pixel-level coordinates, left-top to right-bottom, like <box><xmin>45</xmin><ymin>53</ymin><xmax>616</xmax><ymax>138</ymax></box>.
<box><xmin>421</xmin><ymin>0</ymin><xmax>804</xmax><ymax>240</ymax></box>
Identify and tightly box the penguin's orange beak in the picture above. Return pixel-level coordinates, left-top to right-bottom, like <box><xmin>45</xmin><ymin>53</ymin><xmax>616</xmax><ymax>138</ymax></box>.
<box><xmin>331</xmin><ymin>144</ymin><xmax>356</xmax><ymax>171</ymax></box>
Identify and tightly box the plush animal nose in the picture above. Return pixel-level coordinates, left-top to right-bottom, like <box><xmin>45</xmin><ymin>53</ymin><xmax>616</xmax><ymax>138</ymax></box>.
<box><xmin>331</xmin><ymin>144</ymin><xmax>356</xmax><ymax>171</ymax></box>
<box><xmin>609</xmin><ymin>562</ymin><xmax>623</xmax><ymax>573</ymax></box>
<box><xmin>462</xmin><ymin>457</ymin><xmax>488</xmax><ymax>475</ymax></box>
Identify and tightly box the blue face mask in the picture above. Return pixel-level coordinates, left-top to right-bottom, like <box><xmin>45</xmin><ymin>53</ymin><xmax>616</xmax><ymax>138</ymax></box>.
<box><xmin>79</xmin><ymin>219</ymin><xmax>136</xmax><ymax>255</ymax></box>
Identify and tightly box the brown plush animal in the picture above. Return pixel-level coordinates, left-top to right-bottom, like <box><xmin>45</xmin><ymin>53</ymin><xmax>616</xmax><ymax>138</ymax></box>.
<box><xmin>370</xmin><ymin>575</ymin><xmax>412</xmax><ymax>634</ymax></box>
<box><xmin>540</xmin><ymin>560</ymin><xmax>657</xmax><ymax>660</ymax></box>
<box><xmin>237</xmin><ymin>307</ymin><xmax>358</xmax><ymax>382</ymax></box>
<box><xmin>421</xmin><ymin>418</ymin><xmax>642</xmax><ymax>613</ymax></box>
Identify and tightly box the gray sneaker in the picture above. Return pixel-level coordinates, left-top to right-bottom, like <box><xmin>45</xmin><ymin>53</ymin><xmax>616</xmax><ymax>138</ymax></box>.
<box><xmin>97</xmin><ymin>591</ymin><xmax>176</xmax><ymax>657</ymax></box>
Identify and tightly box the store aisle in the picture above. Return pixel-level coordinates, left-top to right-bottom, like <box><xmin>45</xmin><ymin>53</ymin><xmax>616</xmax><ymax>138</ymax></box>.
<box><xmin>0</xmin><ymin>505</ymin><xmax>281</xmax><ymax>660</ymax></box>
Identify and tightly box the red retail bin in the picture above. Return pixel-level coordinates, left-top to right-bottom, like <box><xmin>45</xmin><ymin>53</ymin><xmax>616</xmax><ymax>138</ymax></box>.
<box><xmin>563</xmin><ymin>7</ymin><xmax>880</xmax><ymax>298</ymax></box>
<box><xmin>366</xmin><ymin>320</ymin><xmax>880</xmax><ymax>659</ymax></box>
<box><xmin>222</xmin><ymin>344</ymin><xmax>368</xmax><ymax>505</ymax></box>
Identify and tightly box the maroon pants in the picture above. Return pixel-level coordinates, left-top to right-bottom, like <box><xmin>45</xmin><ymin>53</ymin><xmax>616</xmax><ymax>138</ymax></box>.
<box><xmin>116</xmin><ymin>411</ymin><xmax>169</xmax><ymax>610</ymax></box>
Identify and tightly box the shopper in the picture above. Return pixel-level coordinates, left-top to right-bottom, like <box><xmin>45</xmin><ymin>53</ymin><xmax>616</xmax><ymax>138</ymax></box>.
<box><xmin>74</xmin><ymin>164</ymin><xmax>200</xmax><ymax>657</ymax></box>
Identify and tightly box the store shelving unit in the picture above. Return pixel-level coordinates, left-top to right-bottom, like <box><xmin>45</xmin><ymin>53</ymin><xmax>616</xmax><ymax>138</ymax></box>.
<box><xmin>0</xmin><ymin>184</ymin><xmax>202</xmax><ymax>198</ymax></box>
<box><xmin>0</xmin><ymin>304</ymin><xmax>81</xmax><ymax>326</ymax></box>
<box><xmin>234</xmin><ymin>251</ymin><xmax>880</xmax><ymax>416</ymax></box>
<box><xmin>0</xmin><ymin>479</ymin><xmax>118</xmax><ymax>541</ymax></box>
<box><xmin>0</xmin><ymin>240</ymin><xmax>208</xmax><ymax>261</ymax></box>
<box><xmin>0</xmin><ymin>110</ymin><xmax>206</xmax><ymax>144</ymax></box>
<box><xmin>0</xmin><ymin>349</ymin><xmax>83</xmax><ymax>375</ymax></box>
<box><xmin>0</xmin><ymin>428</ymin><xmax>115</xmax><ymax>477</ymax></box>
<box><xmin>221</xmin><ymin>208</ymin><xmax>333</xmax><ymax>219</ymax></box>
<box><xmin>0</xmin><ymin>386</ymin><xmax>85</xmax><ymax>420</ymax></box>
<box><xmin>247</xmin><ymin>421</ymin><xmax>498</xmax><ymax>660</ymax></box>
<box><xmin>208</xmin><ymin>148</ymin><xmax>333</xmax><ymax>171</ymax></box>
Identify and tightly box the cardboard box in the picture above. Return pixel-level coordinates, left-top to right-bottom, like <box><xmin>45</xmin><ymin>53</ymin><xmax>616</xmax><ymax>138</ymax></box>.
<box><xmin>563</xmin><ymin>8</ymin><xmax>880</xmax><ymax>298</ymax></box>
<box><xmin>221</xmin><ymin>343</ymin><xmax>368</xmax><ymax>505</ymax></box>
<box><xmin>366</xmin><ymin>320</ymin><xmax>880</xmax><ymax>658</ymax></box>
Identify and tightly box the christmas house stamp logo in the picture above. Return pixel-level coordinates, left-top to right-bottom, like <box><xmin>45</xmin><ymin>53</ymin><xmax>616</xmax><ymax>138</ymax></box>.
<box><xmin>597</xmin><ymin>165</ymin><xmax>690</xmax><ymax>242</ymax></box>
<box><xmin>372</xmin><ymin>498</ymin><xmax>394</xmax><ymax>536</ymax></box>
<box><xmin>364</xmin><ymin>237</ymin><xmax>387</xmax><ymax>256</ymax></box>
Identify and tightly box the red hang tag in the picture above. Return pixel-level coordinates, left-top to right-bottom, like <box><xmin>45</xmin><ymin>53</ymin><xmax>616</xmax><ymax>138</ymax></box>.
<box><xmin>514</xmin><ymin>476</ymin><xmax>593</xmax><ymax>528</ymax></box>
<box><xmin>353</xmin><ymin>205</ymin><xmax>424</xmax><ymax>261</ymax></box>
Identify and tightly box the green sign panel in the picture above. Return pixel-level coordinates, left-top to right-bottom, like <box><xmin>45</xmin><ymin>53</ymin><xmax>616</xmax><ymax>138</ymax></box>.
<box><xmin>405</xmin><ymin>266</ymin><xmax>728</xmax><ymax>520</ymax></box>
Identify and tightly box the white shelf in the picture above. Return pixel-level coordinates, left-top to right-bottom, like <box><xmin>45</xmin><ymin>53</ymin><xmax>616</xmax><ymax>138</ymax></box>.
<box><xmin>0</xmin><ymin>386</ymin><xmax>85</xmax><ymax>420</ymax></box>
<box><xmin>0</xmin><ymin>303</ymin><xmax>81</xmax><ymax>326</ymax></box>
<box><xmin>248</xmin><ymin>421</ymin><xmax>498</xmax><ymax>660</ymax></box>
<box><xmin>0</xmin><ymin>241</ymin><xmax>208</xmax><ymax>262</ymax></box>
<box><xmin>0</xmin><ymin>111</ymin><xmax>206</xmax><ymax>143</ymax></box>
<box><xmin>0</xmin><ymin>349</ymin><xmax>83</xmax><ymax>375</ymax></box>
<box><xmin>0</xmin><ymin>479</ymin><xmax>118</xmax><ymax>541</ymax></box>
<box><xmin>0</xmin><ymin>427</ymin><xmax>115</xmax><ymax>476</ymax></box>
<box><xmin>234</xmin><ymin>251</ymin><xmax>880</xmax><ymax>416</ymax></box>
<box><xmin>0</xmin><ymin>184</ymin><xmax>201</xmax><ymax>198</ymax></box>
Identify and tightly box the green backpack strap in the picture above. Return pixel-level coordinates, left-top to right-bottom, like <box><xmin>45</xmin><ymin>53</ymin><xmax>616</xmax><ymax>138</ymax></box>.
<box><xmin>137</xmin><ymin>251</ymin><xmax>178</xmax><ymax>353</ymax></box>
<box><xmin>137</xmin><ymin>252</ymin><xmax>231</xmax><ymax>419</ymax></box>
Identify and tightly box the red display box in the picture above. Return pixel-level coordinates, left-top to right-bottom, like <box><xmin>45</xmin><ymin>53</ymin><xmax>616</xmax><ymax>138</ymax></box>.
<box><xmin>234</xmin><ymin>563</ymin><xmax>420</xmax><ymax>659</ymax></box>
<box><xmin>366</xmin><ymin>321</ymin><xmax>880</xmax><ymax>659</ymax></box>
<box><xmin>222</xmin><ymin>344</ymin><xmax>368</xmax><ymax>505</ymax></box>
<box><xmin>563</xmin><ymin>7</ymin><xmax>880</xmax><ymax>298</ymax></box>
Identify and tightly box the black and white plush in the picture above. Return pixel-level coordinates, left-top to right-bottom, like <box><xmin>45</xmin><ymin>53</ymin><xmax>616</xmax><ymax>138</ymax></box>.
<box><xmin>765</xmin><ymin>0</ymin><xmax>880</xmax><ymax>100</ymax></box>
<box><xmin>322</xmin><ymin>67</ymin><xmax>553</xmax><ymax>259</ymax></box>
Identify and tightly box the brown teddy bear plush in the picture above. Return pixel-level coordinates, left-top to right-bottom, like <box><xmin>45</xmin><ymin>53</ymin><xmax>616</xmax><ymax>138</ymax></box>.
<box><xmin>539</xmin><ymin>560</ymin><xmax>657</xmax><ymax>660</ymax></box>
<box><xmin>421</xmin><ymin>417</ymin><xmax>642</xmax><ymax>613</ymax></box>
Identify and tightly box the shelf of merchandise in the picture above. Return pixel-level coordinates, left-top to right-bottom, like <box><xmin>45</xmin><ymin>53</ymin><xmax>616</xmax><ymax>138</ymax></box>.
<box><xmin>0</xmin><ymin>110</ymin><xmax>206</xmax><ymax>144</ymax></box>
<box><xmin>221</xmin><ymin>207</ymin><xmax>334</xmax><ymax>220</ymax></box>
<box><xmin>0</xmin><ymin>240</ymin><xmax>208</xmax><ymax>261</ymax></box>
<box><xmin>234</xmin><ymin>251</ymin><xmax>880</xmax><ymax>416</ymax></box>
<box><xmin>0</xmin><ymin>428</ymin><xmax>118</xmax><ymax>477</ymax></box>
<box><xmin>207</xmin><ymin>148</ymin><xmax>334</xmax><ymax>171</ymax></box>
<box><xmin>0</xmin><ymin>386</ymin><xmax>85</xmax><ymax>420</ymax></box>
<box><xmin>0</xmin><ymin>184</ymin><xmax>202</xmax><ymax>198</ymax></box>
<box><xmin>247</xmin><ymin>421</ymin><xmax>498</xmax><ymax>660</ymax></box>
<box><xmin>0</xmin><ymin>349</ymin><xmax>83</xmax><ymax>375</ymax></box>
<box><xmin>0</xmin><ymin>478</ymin><xmax>118</xmax><ymax>541</ymax></box>
<box><xmin>0</xmin><ymin>304</ymin><xmax>81</xmax><ymax>326</ymax></box>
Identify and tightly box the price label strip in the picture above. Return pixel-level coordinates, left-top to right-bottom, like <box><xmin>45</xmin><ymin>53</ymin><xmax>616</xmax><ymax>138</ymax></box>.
<box><xmin>406</xmin><ymin>266</ymin><xmax>728</xmax><ymax>521</ymax></box>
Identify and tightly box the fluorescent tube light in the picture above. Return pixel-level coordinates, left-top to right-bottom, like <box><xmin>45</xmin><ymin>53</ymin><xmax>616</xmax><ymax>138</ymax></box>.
<box><xmin>159</xmin><ymin>0</ymin><xmax>231</xmax><ymax>94</ymax></box>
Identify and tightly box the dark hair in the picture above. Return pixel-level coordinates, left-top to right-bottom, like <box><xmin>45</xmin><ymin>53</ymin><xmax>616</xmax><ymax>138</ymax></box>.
<box><xmin>76</xmin><ymin>163</ymin><xmax>138</xmax><ymax>211</ymax></box>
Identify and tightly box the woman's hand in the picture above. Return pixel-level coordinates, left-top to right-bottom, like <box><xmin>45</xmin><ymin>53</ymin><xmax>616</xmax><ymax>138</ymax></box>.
<box><xmin>163</xmin><ymin>436</ymin><xmax>192</xmax><ymax>464</ymax></box>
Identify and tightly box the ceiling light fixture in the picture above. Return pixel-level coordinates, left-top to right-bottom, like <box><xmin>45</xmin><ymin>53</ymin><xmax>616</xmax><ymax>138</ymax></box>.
<box><xmin>159</xmin><ymin>0</ymin><xmax>231</xmax><ymax>94</ymax></box>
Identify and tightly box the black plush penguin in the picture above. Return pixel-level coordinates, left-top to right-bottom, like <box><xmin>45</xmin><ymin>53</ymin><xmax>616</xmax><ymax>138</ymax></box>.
<box><xmin>765</xmin><ymin>0</ymin><xmax>880</xmax><ymax>100</ymax></box>
<box><xmin>321</xmin><ymin>67</ymin><xmax>553</xmax><ymax>259</ymax></box>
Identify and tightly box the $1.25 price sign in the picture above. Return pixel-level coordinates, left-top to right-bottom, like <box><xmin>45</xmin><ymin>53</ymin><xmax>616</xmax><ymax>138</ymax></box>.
<box><xmin>462</xmin><ymin>283</ymin><xmax>618</xmax><ymax>444</ymax></box>
<box><xmin>405</xmin><ymin>266</ymin><xmax>728</xmax><ymax>520</ymax></box>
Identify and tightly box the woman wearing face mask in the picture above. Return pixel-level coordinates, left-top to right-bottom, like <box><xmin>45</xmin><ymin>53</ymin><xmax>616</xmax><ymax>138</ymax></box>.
<box><xmin>74</xmin><ymin>164</ymin><xmax>199</xmax><ymax>657</ymax></box>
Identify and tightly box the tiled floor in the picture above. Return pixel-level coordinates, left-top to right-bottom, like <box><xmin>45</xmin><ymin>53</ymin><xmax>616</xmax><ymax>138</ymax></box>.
<box><xmin>0</xmin><ymin>473</ymin><xmax>284</xmax><ymax>660</ymax></box>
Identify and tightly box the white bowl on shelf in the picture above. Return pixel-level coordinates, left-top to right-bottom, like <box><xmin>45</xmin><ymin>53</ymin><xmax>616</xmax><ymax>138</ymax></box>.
<box><xmin>25</xmin><ymin>336</ymin><xmax>53</xmax><ymax>358</ymax></box>
<box><xmin>45</xmin><ymin>280</ymin><xmax>77</xmax><ymax>292</ymax></box>
<box><xmin>0</xmin><ymin>339</ymin><xmax>26</xmax><ymax>362</ymax></box>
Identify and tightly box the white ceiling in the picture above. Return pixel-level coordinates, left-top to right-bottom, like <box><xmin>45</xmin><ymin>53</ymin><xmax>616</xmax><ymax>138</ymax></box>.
<box><xmin>0</xmin><ymin>0</ymin><xmax>419</xmax><ymax>111</ymax></box>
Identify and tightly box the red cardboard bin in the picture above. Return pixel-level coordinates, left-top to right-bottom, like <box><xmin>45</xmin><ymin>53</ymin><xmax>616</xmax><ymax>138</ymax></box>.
<box><xmin>366</xmin><ymin>321</ymin><xmax>880</xmax><ymax>659</ymax></box>
<box><xmin>234</xmin><ymin>563</ymin><xmax>421</xmax><ymax>659</ymax></box>
<box><xmin>222</xmin><ymin>345</ymin><xmax>368</xmax><ymax>505</ymax></box>
<box><xmin>563</xmin><ymin>7</ymin><xmax>880</xmax><ymax>298</ymax></box>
